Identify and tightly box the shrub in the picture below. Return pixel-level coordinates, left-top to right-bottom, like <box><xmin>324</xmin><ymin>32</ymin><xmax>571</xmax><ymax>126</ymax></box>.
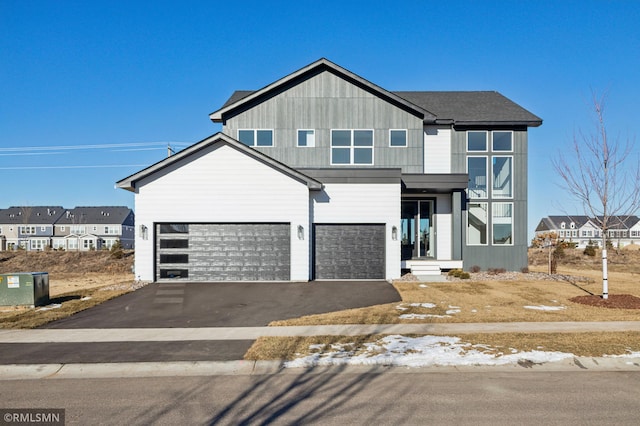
<box><xmin>487</xmin><ymin>268</ymin><xmax>506</xmax><ymax>275</ymax></box>
<box><xmin>459</xmin><ymin>272</ymin><xmax>470</xmax><ymax>279</ymax></box>
<box><xmin>469</xmin><ymin>265</ymin><xmax>481</xmax><ymax>273</ymax></box>
<box><xmin>584</xmin><ymin>242</ymin><xmax>597</xmax><ymax>257</ymax></box>
<box><xmin>521</xmin><ymin>266</ymin><xmax>529</xmax><ymax>273</ymax></box>
<box><xmin>110</xmin><ymin>240</ymin><xmax>124</xmax><ymax>259</ymax></box>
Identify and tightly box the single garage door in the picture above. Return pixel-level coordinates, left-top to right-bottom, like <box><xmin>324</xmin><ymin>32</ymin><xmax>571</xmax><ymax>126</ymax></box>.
<box><xmin>313</xmin><ymin>224</ymin><xmax>385</xmax><ymax>280</ymax></box>
<box><xmin>156</xmin><ymin>223</ymin><xmax>290</xmax><ymax>281</ymax></box>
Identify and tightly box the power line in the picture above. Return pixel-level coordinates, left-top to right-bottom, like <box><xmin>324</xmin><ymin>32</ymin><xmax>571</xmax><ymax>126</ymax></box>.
<box><xmin>0</xmin><ymin>141</ymin><xmax>191</xmax><ymax>153</ymax></box>
<box><xmin>0</xmin><ymin>164</ymin><xmax>149</xmax><ymax>170</ymax></box>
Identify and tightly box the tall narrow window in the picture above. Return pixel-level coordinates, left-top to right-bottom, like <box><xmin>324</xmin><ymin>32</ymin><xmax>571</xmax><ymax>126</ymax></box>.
<box><xmin>492</xmin><ymin>202</ymin><xmax>513</xmax><ymax>245</ymax></box>
<box><xmin>492</xmin><ymin>156</ymin><xmax>513</xmax><ymax>198</ymax></box>
<box><xmin>468</xmin><ymin>202</ymin><xmax>488</xmax><ymax>245</ymax></box>
<box><xmin>468</xmin><ymin>157</ymin><xmax>488</xmax><ymax>198</ymax></box>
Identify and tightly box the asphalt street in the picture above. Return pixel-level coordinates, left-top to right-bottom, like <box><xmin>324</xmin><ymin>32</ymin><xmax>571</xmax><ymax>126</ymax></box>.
<box><xmin>1</xmin><ymin>369</ymin><xmax>639</xmax><ymax>425</ymax></box>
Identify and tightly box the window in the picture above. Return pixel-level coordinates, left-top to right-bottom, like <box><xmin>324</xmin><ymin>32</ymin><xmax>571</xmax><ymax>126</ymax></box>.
<box><xmin>492</xmin><ymin>131</ymin><xmax>513</xmax><ymax>151</ymax></box>
<box><xmin>390</xmin><ymin>129</ymin><xmax>407</xmax><ymax>147</ymax></box>
<box><xmin>492</xmin><ymin>156</ymin><xmax>513</xmax><ymax>198</ymax></box>
<box><xmin>492</xmin><ymin>202</ymin><xmax>513</xmax><ymax>245</ymax></box>
<box><xmin>68</xmin><ymin>239</ymin><xmax>78</xmax><ymax>250</ymax></box>
<box><xmin>53</xmin><ymin>240</ymin><xmax>66</xmax><ymax>250</ymax></box>
<box><xmin>238</xmin><ymin>129</ymin><xmax>273</xmax><ymax>147</ymax></box>
<box><xmin>331</xmin><ymin>129</ymin><xmax>373</xmax><ymax>165</ymax></box>
<box><xmin>159</xmin><ymin>224</ymin><xmax>189</xmax><ymax>234</ymax></box>
<box><xmin>60</xmin><ymin>226</ymin><xmax>65</xmax><ymax>231</ymax></box>
<box><xmin>468</xmin><ymin>157</ymin><xmax>488</xmax><ymax>198</ymax></box>
<box><xmin>297</xmin><ymin>129</ymin><xmax>315</xmax><ymax>147</ymax></box>
<box><xmin>20</xmin><ymin>226</ymin><xmax>36</xmax><ymax>235</ymax></box>
<box><xmin>30</xmin><ymin>239</ymin><xmax>46</xmax><ymax>250</ymax></box>
<box><xmin>467</xmin><ymin>131</ymin><xmax>487</xmax><ymax>151</ymax></box>
<box><xmin>160</xmin><ymin>239</ymin><xmax>189</xmax><ymax>249</ymax></box>
<box><xmin>40</xmin><ymin>226</ymin><xmax>46</xmax><ymax>232</ymax></box>
<box><xmin>71</xmin><ymin>225</ymin><xmax>86</xmax><ymax>234</ymax></box>
<box><xmin>104</xmin><ymin>226</ymin><xmax>120</xmax><ymax>235</ymax></box>
<box><xmin>559</xmin><ymin>230</ymin><xmax>565</xmax><ymax>237</ymax></box>
<box><xmin>160</xmin><ymin>254</ymin><xmax>189</xmax><ymax>264</ymax></box>
<box><xmin>83</xmin><ymin>239</ymin><xmax>94</xmax><ymax>249</ymax></box>
<box><xmin>468</xmin><ymin>202</ymin><xmax>488</xmax><ymax>245</ymax></box>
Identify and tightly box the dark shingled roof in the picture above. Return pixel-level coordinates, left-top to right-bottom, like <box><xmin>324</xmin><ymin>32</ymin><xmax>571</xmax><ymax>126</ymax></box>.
<box><xmin>393</xmin><ymin>91</ymin><xmax>542</xmax><ymax>126</ymax></box>
<box><xmin>0</xmin><ymin>206</ymin><xmax>65</xmax><ymax>225</ymax></box>
<box><xmin>55</xmin><ymin>206</ymin><xmax>134</xmax><ymax>226</ymax></box>
<box><xmin>219</xmin><ymin>89</ymin><xmax>541</xmax><ymax>126</ymax></box>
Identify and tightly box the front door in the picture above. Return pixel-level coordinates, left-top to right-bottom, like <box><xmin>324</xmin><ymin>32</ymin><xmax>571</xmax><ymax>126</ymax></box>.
<box><xmin>401</xmin><ymin>200</ymin><xmax>435</xmax><ymax>260</ymax></box>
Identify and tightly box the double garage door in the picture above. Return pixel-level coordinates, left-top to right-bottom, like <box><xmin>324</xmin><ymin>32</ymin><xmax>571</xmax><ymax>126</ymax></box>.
<box><xmin>156</xmin><ymin>223</ymin><xmax>386</xmax><ymax>281</ymax></box>
<box><xmin>156</xmin><ymin>223</ymin><xmax>290</xmax><ymax>281</ymax></box>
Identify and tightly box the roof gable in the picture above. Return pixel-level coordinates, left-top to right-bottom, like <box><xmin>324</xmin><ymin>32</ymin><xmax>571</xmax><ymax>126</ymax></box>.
<box><xmin>210</xmin><ymin>58</ymin><xmax>436</xmax><ymax>124</ymax></box>
<box><xmin>116</xmin><ymin>132</ymin><xmax>323</xmax><ymax>192</ymax></box>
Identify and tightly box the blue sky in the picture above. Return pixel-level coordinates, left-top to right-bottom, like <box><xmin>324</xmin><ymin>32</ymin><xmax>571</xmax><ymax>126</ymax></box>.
<box><xmin>1</xmin><ymin>0</ymin><xmax>639</xmax><ymax>240</ymax></box>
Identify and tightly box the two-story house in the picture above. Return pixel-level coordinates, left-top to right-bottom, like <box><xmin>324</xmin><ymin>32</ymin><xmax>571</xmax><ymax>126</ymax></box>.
<box><xmin>535</xmin><ymin>215</ymin><xmax>640</xmax><ymax>248</ymax></box>
<box><xmin>0</xmin><ymin>206</ymin><xmax>64</xmax><ymax>250</ymax></box>
<box><xmin>51</xmin><ymin>206</ymin><xmax>135</xmax><ymax>251</ymax></box>
<box><xmin>117</xmin><ymin>58</ymin><xmax>542</xmax><ymax>282</ymax></box>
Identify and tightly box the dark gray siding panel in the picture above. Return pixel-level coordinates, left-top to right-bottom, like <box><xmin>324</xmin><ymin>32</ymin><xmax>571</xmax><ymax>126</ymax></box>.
<box><xmin>314</xmin><ymin>224</ymin><xmax>385</xmax><ymax>279</ymax></box>
<box><xmin>156</xmin><ymin>223</ymin><xmax>290</xmax><ymax>281</ymax></box>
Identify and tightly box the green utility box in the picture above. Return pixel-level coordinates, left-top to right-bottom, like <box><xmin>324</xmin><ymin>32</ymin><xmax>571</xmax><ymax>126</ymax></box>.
<box><xmin>0</xmin><ymin>272</ymin><xmax>50</xmax><ymax>307</ymax></box>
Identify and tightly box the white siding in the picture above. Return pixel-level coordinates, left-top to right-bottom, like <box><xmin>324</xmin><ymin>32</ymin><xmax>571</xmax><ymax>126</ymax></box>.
<box><xmin>424</xmin><ymin>126</ymin><xmax>451</xmax><ymax>173</ymax></box>
<box><xmin>133</xmin><ymin>144</ymin><xmax>310</xmax><ymax>281</ymax></box>
<box><xmin>435</xmin><ymin>194</ymin><xmax>452</xmax><ymax>260</ymax></box>
<box><xmin>311</xmin><ymin>183</ymin><xmax>401</xmax><ymax>280</ymax></box>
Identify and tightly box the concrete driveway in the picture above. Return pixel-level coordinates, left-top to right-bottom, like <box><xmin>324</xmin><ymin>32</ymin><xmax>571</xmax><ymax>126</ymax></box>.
<box><xmin>42</xmin><ymin>280</ymin><xmax>401</xmax><ymax>328</ymax></box>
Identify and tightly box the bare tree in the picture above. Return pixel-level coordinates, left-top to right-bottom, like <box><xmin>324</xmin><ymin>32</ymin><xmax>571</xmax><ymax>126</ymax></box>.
<box><xmin>553</xmin><ymin>91</ymin><xmax>640</xmax><ymax>299</ymax></box>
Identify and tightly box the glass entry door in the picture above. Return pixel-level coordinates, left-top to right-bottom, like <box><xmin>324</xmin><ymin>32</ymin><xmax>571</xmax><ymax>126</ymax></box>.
<box><xmin>401</xmin><ymin>200</ymin><xmax>434</xmax><ymax>260</ymax></box>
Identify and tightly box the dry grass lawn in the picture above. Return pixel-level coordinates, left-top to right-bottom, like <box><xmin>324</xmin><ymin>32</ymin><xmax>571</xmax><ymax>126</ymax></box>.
<box><xmin>0</xmin><ymin>251</ymin><xmax>140</xmax><ymax>328</ymax></box>
<box><xmin>251</xmin><ymin>248</ymin><xmax>640</xmax><ymax>360</ymax></box>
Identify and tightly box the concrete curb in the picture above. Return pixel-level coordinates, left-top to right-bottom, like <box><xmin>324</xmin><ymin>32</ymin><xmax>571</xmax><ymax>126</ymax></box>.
<box><xmin>2</xmin><ymin>321</ymin><xmax>640</xmax><ymax>343</ymax></box>
<box><xmin>0</xmin><ymin>356</ymin><xmax>639</xmax><ymax>380</ymax></box>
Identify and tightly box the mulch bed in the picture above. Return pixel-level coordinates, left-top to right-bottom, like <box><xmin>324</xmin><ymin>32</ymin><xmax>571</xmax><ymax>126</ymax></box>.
<box><xmin>570</xmin><ymin>294</ymin><xmax>640</xmax><ymax>309</ymax></box>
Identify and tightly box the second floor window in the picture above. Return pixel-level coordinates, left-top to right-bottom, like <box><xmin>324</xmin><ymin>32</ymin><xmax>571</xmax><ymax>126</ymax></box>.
<box><xmin>238</xmin><ymin>129</ymin><xmax>273</xmax><ymax>147</ymax></box>
<box><xmin>331</xmin><ymin>129</ymin><xmax>373</xmax><ymax>165</ymax></box>
<box><xmin>297</xmin><ymin>129</ymin><xmax>315</xmax><ymax>147</ymax></box>
<box><xmin>20</xmin><ymin>226</ymin><xmax>36</xmax><ymax>234</ymax></box>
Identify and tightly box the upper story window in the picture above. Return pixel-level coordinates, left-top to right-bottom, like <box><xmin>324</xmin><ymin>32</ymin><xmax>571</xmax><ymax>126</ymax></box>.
<box><xmin>297</xmin><ymin>129</ymin><xmax>315</xmax><ymax>147</ymax></box>
<box><xmin>389</xmin><ymin>129</ymin><xmax>407</xmax><ymax>147</ymax></box>
<box><xmin>467</xmin><ymin>131</ymin><xmax>488</xmax><ymax>151</ymax></box>
<box><xmin>20</xmin><ymin>226</ymin><xmax>36</xmax><ymax>234</ymax></box>
<box><xmin>71</xmin><ymin>225</ymin><xmax>86</xmax><ymax>234</ymax></box>
<box><xmin>331</xmin><ymin>129</ymin><xmax>373</xmax><ymax>165</ymax></box>
<box><xmin>467</xmin><ymin>156</ymin><xmax>488</xmax><ymax>199</ymax></box>
<box><xmin>238</xmin><ymin>129</ymin><xmax>273</xmax><ymax>147</ymax></box>
<box><xmin>492</xmin><ymin>156</ymin><xmax>512</xmax><ymax>198</ymax></box>
<box><xmin>492</xmin><ymin>131</ymin><xmax>513</xmax><ymax>151</ymax></box>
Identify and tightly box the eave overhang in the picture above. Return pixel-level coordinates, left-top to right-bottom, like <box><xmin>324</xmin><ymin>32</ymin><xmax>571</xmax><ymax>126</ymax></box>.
<box><xmin>402</xmin><ymin>173</ymin><xmax>469</xmax><ymax>193</ymax></box>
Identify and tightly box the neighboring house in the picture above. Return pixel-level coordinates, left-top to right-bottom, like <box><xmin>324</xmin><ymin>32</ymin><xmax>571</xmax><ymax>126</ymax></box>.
<box><xmin>51</xmin><ymin>206</ymin><xmax>135</xmax><ymax>251</ymax></box>
<box><xmin>117</xmin><ymin>58</ymin><xmax>542</xmax><ymax>282</ymax></box>
<box><xmin>0</xmin><ymin>206</ymin><xmax>64</xmax><ymax>250</ymax></box>
<box><xmin>0</xmin><ymin>206</ymin><xmax>134</xmax><ymax>251</ymax></box>
<box><xmin>534</xmin><ymin>215</ymin><xmax>640</xmax><ymax>248</ymax></box>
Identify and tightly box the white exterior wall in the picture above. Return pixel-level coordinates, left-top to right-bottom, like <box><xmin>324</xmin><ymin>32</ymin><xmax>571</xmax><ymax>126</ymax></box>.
<box><xmin>311</xmin><ymin>183</ymin><xmax>401</xmax><ymax>280</ymax></box>
<box><xmin>435</xmin><ymin>194</ymin><xmax>453</xmax><ymax>260</ymax></box>
<box><xmin>133</xmin><ymin>144</ymin><xmax>310</xmax><ymax>281</ymax></box>
<box><xmin>424</xmin><ymin>126</ymin><xmax>451</xmax><ymax>173</ymax></box>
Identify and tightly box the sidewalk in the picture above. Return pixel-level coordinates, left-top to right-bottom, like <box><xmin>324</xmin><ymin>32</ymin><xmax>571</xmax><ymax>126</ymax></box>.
<box><xmin>2</xmin><ymin>321</ymin><xmax>640</xmax><ymax>343</ymax></box>
<box><xmin>2</xmin><ymin>322</ymin><xmax>640</xmax><ymax>379</ymax></box>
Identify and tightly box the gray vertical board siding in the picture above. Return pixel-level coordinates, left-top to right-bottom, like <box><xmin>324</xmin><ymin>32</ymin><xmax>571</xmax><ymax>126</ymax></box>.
<box><xmin>313</xmin><ymin>224</ymin><xmax>385</xmax><ymax>279</ymax></box>
<box><xmin>224</xmin><ymin>71</ymin><xmax>424</xmax><ymax>173</ymax></box>
<box><xmin>156</xmin><ymin>223</ymin><xmax>290</xmax><ymax>281</ymax></box>
<box><xmin>454</xmin><ymin>128</ymin><xmax>529</xmax><ymax>271</ymax></box>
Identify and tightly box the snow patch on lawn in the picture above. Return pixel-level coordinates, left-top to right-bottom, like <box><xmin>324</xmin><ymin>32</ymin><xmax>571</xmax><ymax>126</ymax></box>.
<box><xmin>524</xmin><ymin>305</ymin><xmax>566</xmax><ymax>311</ymax></box>
<box><xmin>285</xmin><ymin>335</ymin><xmax>575</xmax><ymax>368</ymax></box>
<box><xmin>37</xmin><ymin>303</ymin><xmax>62</xmax><ymax>311</ymax></box>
